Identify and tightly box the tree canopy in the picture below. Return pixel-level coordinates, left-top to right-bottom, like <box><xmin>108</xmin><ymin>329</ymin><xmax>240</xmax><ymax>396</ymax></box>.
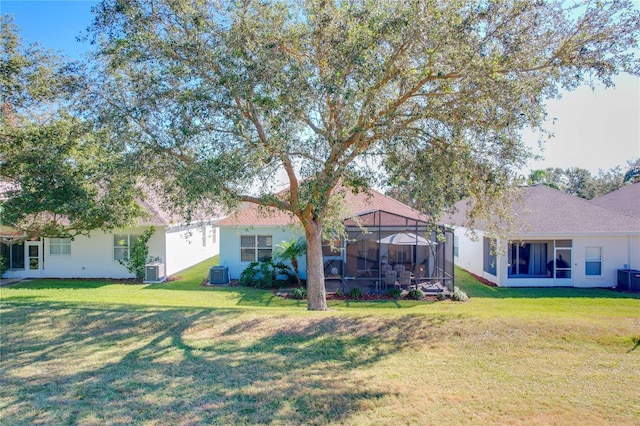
<box><xmin>526</xmin><ymin>158</ymin><xmax>640</xmax><ymax>199</ymax></box>
<box><xmin>88</xmin><ymin>0</ymin><xmax>640</xmax><ymax>309</ymax></box>
<box><xmin>0</xmin><ymin>15</ymin><xmax>143</xmax><ymax>240</ymax></box>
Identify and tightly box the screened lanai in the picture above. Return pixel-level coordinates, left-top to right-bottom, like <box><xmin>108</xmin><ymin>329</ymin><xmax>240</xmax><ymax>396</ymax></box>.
<box><xmin>323</xmin><ymin>209</ymin><xmax>455</xmax><ymax>294</ymax></box>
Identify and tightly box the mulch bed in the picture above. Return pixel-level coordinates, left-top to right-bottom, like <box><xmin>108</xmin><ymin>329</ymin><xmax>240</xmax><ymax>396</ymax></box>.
<box><xmin>200</xmin><ymin>280</ymin><xmax>445</xmax><ymax>301</ymax></box>
<box><xmin>465</xmin><ymin>270</ymin><xmax>497</xmax><ymax>287</ymax></box>
<box><xmin>324</xmin><ymin>293</ymin><xmax>442</xmax><ymax>301</ymax></box>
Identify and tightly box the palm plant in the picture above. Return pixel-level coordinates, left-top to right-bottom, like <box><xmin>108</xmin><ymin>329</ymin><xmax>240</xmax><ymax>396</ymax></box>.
<box><xmin>272</xmin><ymin>237</ymin><xmax>307</xmax><ymax>285</ymax></box>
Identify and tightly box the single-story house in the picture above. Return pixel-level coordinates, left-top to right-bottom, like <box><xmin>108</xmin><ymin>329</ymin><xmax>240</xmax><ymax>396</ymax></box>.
<box><xmin>0</xmin><ymin>197</ymin><xmax>221</xmax><ymax>281</ymax></box>
<box><xmin>444</xmin><ymin>183</ymin><xmax>640</xmax><ymax>288</ymax></box>
<box><xmin>216</xmin><ymin>188</ymin><xmax>455</xmax><ymax>292</ymax></box>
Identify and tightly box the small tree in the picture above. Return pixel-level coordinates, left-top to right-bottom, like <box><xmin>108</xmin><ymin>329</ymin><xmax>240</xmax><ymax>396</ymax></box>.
<box><xmin>273</xmin><ymin>237</ymin><xmax>307</xmax><ymax>285</ymax></box>
<box><xmin>118</xmin><ymin>227</ymin><xmax>159</xmax><ymax>280</ymax></box>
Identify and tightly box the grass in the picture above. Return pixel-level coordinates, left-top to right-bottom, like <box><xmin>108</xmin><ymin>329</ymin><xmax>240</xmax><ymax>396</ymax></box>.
<box><xmin>1</xmin><ymin>257</ymin><xmax>639</xmax><ymax>425</ymax></box>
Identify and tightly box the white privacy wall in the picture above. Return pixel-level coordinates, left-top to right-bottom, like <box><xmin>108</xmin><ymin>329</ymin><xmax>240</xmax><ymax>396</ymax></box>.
<box><xmin>452</xmin><ymin>227</ymin><xmax>488</xmax><ymax>281</ymax></box>
<box><xmin>164</xmin><ymin>224</ymin><xmax>220</xmax><ymax>276</ymax></box>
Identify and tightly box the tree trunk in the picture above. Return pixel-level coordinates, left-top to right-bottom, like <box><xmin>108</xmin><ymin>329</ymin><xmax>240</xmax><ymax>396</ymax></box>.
<box><xmin>291</xmin><ymin>257</ymin><xmax>300</xmax><ymax>285</ymax></box>
<box><xmin>304</xmin><ymin>220</ymin><xmax>327</xmax><ymax>311</ymax></box>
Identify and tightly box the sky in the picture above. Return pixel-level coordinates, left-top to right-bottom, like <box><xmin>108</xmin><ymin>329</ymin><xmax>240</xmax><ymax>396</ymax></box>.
<box><xmin>2</xmin><ymin>0</ymin><xmax>639</xmax><ymax>175</ymax></box>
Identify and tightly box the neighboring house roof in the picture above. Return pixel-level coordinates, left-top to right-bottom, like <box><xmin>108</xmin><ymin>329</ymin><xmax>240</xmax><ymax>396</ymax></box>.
<box><xmin>217</xmin><ymin>188</ymin><xmax>428</xmax><ymax>227</ymax></box>
<box><xmin>590</xmin><ymin>182</ymin><xmax>640</xmax><ymax>219</ymax></box>
<box><xmin>136</xmin><ymin>197</ymin><xmax>180</xmax><ymax>226</ymax></box>
<box><xmin>446</xmin><ymin>184</ymin><xmax>639</xmax><ymax>235</ymax></box>
<box><xmin>0</xmin><ymin>180</ymin><xmax>220</xmax><ymax>230</ymax></box>
<box><xmin>0</xmin><ymin>181</ymin><xmax>18</xmax><ymax>200</ymax></box>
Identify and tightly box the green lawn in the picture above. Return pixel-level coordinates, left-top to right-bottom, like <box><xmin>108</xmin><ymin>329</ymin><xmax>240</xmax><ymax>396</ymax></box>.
<box><xmin>1</xmin><ymin>257</ymin><xmax>639</xmax><ymax>425</ymax></box>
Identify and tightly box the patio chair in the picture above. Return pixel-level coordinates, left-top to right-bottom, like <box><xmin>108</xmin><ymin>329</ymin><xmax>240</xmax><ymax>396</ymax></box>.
<box><xmin>381</xmin><ymin>263</ymin><xmax>392</xmax><ymax>274</ymax></box>
<box><xmin>398</xmin><ymin>270</ymin><xmax>412</xmax><ymax>289</ymax></box>
<box><xmin>383</xmin><ymin>270</ymin><xmax>397</xmax><ymax>291</ymax></box>
<box><xmin>394</xmin><ymin>264</ymin><xmax>405</xmax><ymax>273</ymax></box>
<box><xmin>414</xmin><ymin>264</ymin><xmax>426</xmax><ymax>285</ymax></box>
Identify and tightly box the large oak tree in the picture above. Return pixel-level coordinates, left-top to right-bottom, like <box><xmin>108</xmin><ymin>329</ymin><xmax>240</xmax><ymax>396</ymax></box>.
<box><xmin>88</xmin><ymin>0</ymin><xmax>640</xmax><ymax>310</ymax></box>
<box><xmin>0</xmin><ymin>16</ymin><xmax>143</xmax><ymax>240</ymax></box>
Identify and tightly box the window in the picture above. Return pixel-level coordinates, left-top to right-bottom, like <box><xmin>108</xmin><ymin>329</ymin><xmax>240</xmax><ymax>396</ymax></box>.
<box><xmin>585</xmin><ymin>247</ymin><xmax>602</xmax><ymax>276</ymax></box>
<box><xmin>49</xmin><ymin>238</ymin><xmax>71</xmax><ymax>256</ymax></box>
<box><xmin>454</xmin><ymin>236</ymin><xmax>459</xmax><ymax>258</ymax></box>
<box><xmin>240</xmin><ymin>235</ymin><xmax>272</xmax><ymax>262</ymax></box>
<box><xmin>114</xmin><ymin>234</ymin><xmax>139</xmax><ymax>261</ymax></box>
<box><xmin>0</xmin><ymin>243</ymin><xmax>8</xmax><ymax>271</ymax></box>
<box><xmin>508</xmin><ymin>241</ymin><xmax>549</xmax><ymax>277</ymax></box>
<box><xmin>0</xmin><ymin>242</ymin><xmax>25</xmax><ymax>269</ymax></box>
<box><xmin>483</xmin><ymin>237</ymin><xmax>496</xmax><ymax>275</ymax></box>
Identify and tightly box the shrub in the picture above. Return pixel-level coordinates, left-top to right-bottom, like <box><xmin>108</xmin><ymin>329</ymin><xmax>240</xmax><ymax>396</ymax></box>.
<box><xmin>347</xmin><ymin>287</ymin><xmax>363</xmax><ymax>299</ymax></box>
<box><xmin>451</xmin><ymin>287</ymin><xmax>470</xmax><ymax>302</ymax></box>
<box><xmin>406</xmin><ymin>289</ymin><xmax>424</xmax><ymax>300</ymax></box>
<box><xmin>272</xmin><ymin>237</ymin><xmax>306</xmax><ymax>285</ymax></box>
<box><xmin>258</xmin><ymin>260</ymin><xmax>276</xmax><ymax>288</ymax></box>
<box><xmin>239</xmin><ymin>260</ymin><xmax>293</xmax><ymax>289</ymax></box>
<box><xmin>387</xmin><ymin>288</ymin><xmax>402</xmax><ymax>299</ymax></box>
<box><xmin>335</xmin><ymin>289</ymin><xmax>344</xmax><ymax>298</ymax></box>
<box><xmin>117</xmin><ymin>227</ymin><xmax>159</xmax><ymax>280</ymax></box>
<box><xmin>436</xmin><ymin>292</ymin><xmax>446</xmax><ymax>301</ymax></box>
<box><xmin>290</xmin><ymin>287</ymin><xmax>307</xmax><ymax>300</ymax></box>
<box><xmin>239</xmin><ymin>261</ymin><xmax>260</xmax><ymax>286</ymax></box>
<box><xmin>0</xmin><ymin>253</ymin><xmax>7</xmax><ymax>276</ymax></box>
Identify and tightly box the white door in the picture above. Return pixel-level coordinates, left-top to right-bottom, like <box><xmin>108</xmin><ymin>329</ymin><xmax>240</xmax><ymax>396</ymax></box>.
<box><xmin>24</xmin><ymin>241</ymin><xmax>42</xmax><ymax>278</ymax></box>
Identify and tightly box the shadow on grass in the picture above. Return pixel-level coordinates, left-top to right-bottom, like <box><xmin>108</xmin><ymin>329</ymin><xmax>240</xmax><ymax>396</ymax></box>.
<box><xmin>0</xmin><ymin>301</ymin><xmax>456</xmax><ymax>425</ymax></box>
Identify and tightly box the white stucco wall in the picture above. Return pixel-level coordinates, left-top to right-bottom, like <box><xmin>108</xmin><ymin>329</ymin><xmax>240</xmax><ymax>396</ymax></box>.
<box><xmin>571</xmin><ymin>235</ymin><xmax>639</xmax><ymax>288</ymax></box>
<box><xmin>500</xmin><ymin>234</ymin><xmax>636</xmax><ymax>288</ymax></box>
<box><xmin>453</xmin><ymin>226</ymin><xmax>639</xmax><ymax>288</ymax></box>
<box><xmin>500</xmin><ymin>235</ymin><xmax>638</xmax><ymax>288</ymax></box>
<box><xmin>219</xmin><ymin>225</ymin><xmax>307</xmax><ymax>280</ymax></box>
<box><xmin>0</xmin><ymin>224</ymin><xmax>220</xmax><ymax>280</ymax></box>
<box><xmin>39</xmin><ymin>226</ymin><xmax>166</xmax><ymax>279</ymax></box>
<box><xmin>164</xmin><ymin>224</ymin><xmax>220</xmax><ymax>276</ymax></box>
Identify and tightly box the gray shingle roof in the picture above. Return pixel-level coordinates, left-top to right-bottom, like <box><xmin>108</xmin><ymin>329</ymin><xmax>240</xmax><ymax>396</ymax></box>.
<box><xmin>590</xmin><ymin>182</ymin><xmax>640</xmax><ymax>219</ymax></box>
<box><xmin>446</xmin><ymin>184</ymin><xmax>639</xmax><ymax>235</ymax></box>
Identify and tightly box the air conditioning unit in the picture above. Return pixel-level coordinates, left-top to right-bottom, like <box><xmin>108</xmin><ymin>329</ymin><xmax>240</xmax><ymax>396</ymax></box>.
<box><xmin>144</xmin><ymin>262</ymin><xmax>166</xmax><ymax>283</ymax></box>
<box><xmin>324</xmin><ymin>259</ymin><xmax>343</xmax><ymax>278</ymax></box>
<box><xmin>618</xmin><ymin>269</ymin><xmax>640</xmax><ymax>292</ymax></box>
<box><xmin>210</xmin><ymin>266</ymin><xmax>229</xmax><ymax>285</ymax></box>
